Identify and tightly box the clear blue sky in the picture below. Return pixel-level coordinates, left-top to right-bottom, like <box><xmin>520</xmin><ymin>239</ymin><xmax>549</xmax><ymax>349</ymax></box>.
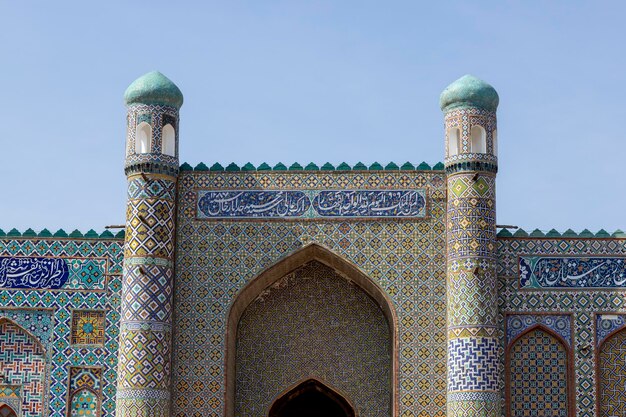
<box><xmin>1</xmin><ymin>1</ymin><xmax>624</xmax><ymax>233</ymax></box>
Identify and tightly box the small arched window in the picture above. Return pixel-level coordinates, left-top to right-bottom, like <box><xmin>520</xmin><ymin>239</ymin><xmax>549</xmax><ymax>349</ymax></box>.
<box><xmin>447</xmin><ymin>128</ymin><xmax>460</xmax><ymax>157</ymax></box>
<box><xmin>492</xmin><ymin>129</ymin><xmax>498</xmax><ymax>156</ymax></box>
<box><xmin>162</xmin><ymin>124</ymin><xmax>176</xmax><ymax>156</ymax></box>
<box><xmin>135</xmin><ymin>122</ymin><xmax>152</xmax><ymax>154</ymax></box>
<box><xmin>470</xmin><ymin>125</ymin><xmax>486</xmax><ymax>153</ymax></box>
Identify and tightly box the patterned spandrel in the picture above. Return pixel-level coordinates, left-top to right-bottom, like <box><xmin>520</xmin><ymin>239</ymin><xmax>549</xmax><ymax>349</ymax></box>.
<box><xmin>519</xmin><ymin>256</ymin><xmax>626</xmax><ymax>289</ymax></box>
<box><xmin>599</xmin><ymin>328</ymin><xmax>626</xmax><ymax>417</ymax></box>
<box><xmin>196</xmin><ymin>189</ymin><xmax>427</xmax><ymax>219</ymax></box>
<box><xmin>596</xmin><ymin>314</ymin><xmax>626</xmax><ymax>346</ymax></box>
<box><xmin>508</xmin><ymin>329</ymin><xmax>568</xmax><ymax>417</ymax></box>
<box><xmin>506</xmin><ymin>315</ymin><xmax>571</xmax><ymax>347</ymax></box>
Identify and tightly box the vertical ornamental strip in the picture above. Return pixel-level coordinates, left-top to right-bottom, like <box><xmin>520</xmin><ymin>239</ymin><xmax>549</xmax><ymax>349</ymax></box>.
<box><xmin>116</xmin><ymin>72</ymin><xmax>183</xmax><ymax>417</ymax></box>
<box><xmin>441</xmin><ymin>75</ymin><xmax>500</xmax><ymax>417</ymax></box>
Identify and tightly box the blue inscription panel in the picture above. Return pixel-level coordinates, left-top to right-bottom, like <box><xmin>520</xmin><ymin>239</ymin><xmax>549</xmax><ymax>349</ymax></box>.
<box><xmin>196</xmin><ymin>189</ymin><xmax>426</xmax><ymax>219</ymax></box>
<box><xmin>197</xmin><ymin>191</ymin><xmax>311</xmax><ymax>219</ymax></box>
<box><xmin>0</xmin><ymin>257</ymin><xmax>69</xmax><ymax>289</ymax></box>
<box><xmin>519</xmin><ymin>256</ymin><xmax>626</xmax><ymax>289</ymax></box>
<box><xmin>0</xmin><ymin>257</ymin><xmax>107</xmax><ymax>290</ymax></box>
<box><xmin>313</xmin><ymin>190</ymin><xmax>425</xmax><ymax>217</ymax></box>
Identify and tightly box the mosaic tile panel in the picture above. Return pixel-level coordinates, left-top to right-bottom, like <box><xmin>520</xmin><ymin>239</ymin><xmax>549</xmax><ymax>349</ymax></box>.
<box><xmin>71</xmin><ymin>311</ymin><xmax>106</xmax><ymax>346</ymax></box>
<box><xmin>196</xmin><ymin>189</ymin><xmax>426</xmax><ymax>219</ymax></box>
<box><xmin>236</xmin><ymin>261</ymin><xmax>390</xmax><ymax>417</ymax></box>
<box><xmin>595</xmin><ymin>313</ymin><xmax>626</xmax><ymax>346</ymax></box>
<box><xmin>0</xmin><ymin>237</ymin><xmax>124</xmax><ymax>417</ymax></box>
<box><xmin>598</xmin><ymin>327</ymin><xmax>626</xmax><ymax>417</ymax></box>
<box><xmin>0</xmin><ymin>257</ymin><xmax>106</xmax><ymax>291</ymax></box>
<box><xmin>498</xmin><ymin>237</ymin><xmax>626</xmax><ymax>417</ymax></box>
<box><xmin>172</xmin><ymin>169</ymin><xmax>448</xmax><ymax>417</ymax></box>
<box><xmin>506</xmin><ymin>314</ymin><xmax>571</xmax><ymax>347</ymax></box>
<box><xmin>0</xmin><ymin>385</ymin><xmax>21</xmax><ymax>415</ymax></box>
<box><xmin>519</xmin><ymin>256</ymin><xmax>626</xmax><ymax>289</ymax></box>
<box><xmin>508</xmin><ymin>329</ymin><xmax>568</xmax><ymax>417</ymax></box>
<box><xmin>0</xmin><ymin>320</ymin><xmax>46</xmax><ymax>417</ymax></box>
<box><xmin>447</xmin><ymin>337</ymin><xmax>499</xmax><ymax>391</ymax></box>
<box><xmin>67</xmin><ymin>367</ymin><xmax>102</xmax><ymax>417</ymax></box>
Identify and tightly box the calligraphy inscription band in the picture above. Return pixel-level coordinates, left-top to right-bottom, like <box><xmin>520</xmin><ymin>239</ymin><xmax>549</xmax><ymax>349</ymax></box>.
<box><xmin>519</xmin><ymin>256</ymin><xmax>626</xmax><ymax>289</ymax></box>
<box><xmin>196</xmin><ymin>189</ymin><xmax>427</xmax><ymax>219</ymax></box>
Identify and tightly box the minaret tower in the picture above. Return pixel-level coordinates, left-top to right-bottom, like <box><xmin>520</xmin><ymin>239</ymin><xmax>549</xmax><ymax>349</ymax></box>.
<box><xmin>116</xmin><ymin>71</ymin><xmax>183</xmax><ymax>417</ymax></box>
<box><xmin>440</xmin><ymin>75</ymin><xmax>500</xmax><ymax>417</ymax></box>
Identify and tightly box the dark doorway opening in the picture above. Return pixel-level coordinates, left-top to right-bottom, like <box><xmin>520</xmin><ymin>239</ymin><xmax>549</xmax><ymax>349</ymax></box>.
<box><xmin>268</xmin><ymin>379</ymin><xmax>355</xmax><ymax>417</ymax></box>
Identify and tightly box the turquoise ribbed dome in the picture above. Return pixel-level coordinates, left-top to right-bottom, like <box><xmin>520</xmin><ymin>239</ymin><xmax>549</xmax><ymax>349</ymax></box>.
<box><xmin>439</xmin><ymin>75</ymin><xmax>499</xmax><ymax>112</ymax></box>
<box><xmin>124</xmin><ymin>71</ymin><xmax>184</xmax><ymax>108</ymax></box>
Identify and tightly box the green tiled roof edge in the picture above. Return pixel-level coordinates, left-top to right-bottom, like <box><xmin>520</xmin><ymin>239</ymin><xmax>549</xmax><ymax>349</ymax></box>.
<box><xmin>0</xmin><ymin>228</ymin><xmax>125</xmax><ymax>239</ymax></box>
<box><xmin>182</xmin><ymin>162</ymin><xmax>446</xmax><ymax>172</ymax></box>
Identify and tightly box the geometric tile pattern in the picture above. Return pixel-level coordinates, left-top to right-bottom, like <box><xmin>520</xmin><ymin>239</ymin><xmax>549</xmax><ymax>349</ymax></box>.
<box><xmin>67</xmin><ymin>367</ymin><xmax>102</xmax><ymax>417</ymax></box>
<box><xmin>235</xmin><ymin>261</ymin><xmax>390</xmax><ymax>417</ymax></box>
<box><xmin>0</xmin><ymin>320</ymin><xmax>46</xmax><ymax>417</ymax></box>
<box><xmin>447</xmin><ymin>337</ymin><xmax>499</xmax><ymax>392</ymax></box>
<box><xmin>598</xmin><ymin>328</ymin><xmax>626</xmax><ymax>417</ymax></box>
<box><xmin>124</xmin><ymin>198</ymin><xmax>175</xmax><ymax>259</ymax></box>
<box><xmin>506</xmin><ymin>314</ymin><xmax>571</xmax><ymax>347</ymax></box>
<box><xmin>121</xmin><ymin>265</ymin><xmax>172</xmax><ymax>324</ymax></box>
<box><xmin>508</xmin><ymin>329</ymin><xmax>568</xmax><ymax>417</ymax></box>
<box><xmin>71</xmin><ymin>310</ymin><xmax>106</xmax><ymax>346</ymax></box>
<box><xmin>498</xmin><ymin>236</ymin><xmax>626</xmax><ymax>417</ymax></box>
<box><xmin>0</xmin><ymin>237</ymin><xmax>123</xmax><ymax>417</ymax></box>
<box><xmin>172</xmin><ymin>169</ymin><xmax>448</xmax><ymax>417</ymax></box>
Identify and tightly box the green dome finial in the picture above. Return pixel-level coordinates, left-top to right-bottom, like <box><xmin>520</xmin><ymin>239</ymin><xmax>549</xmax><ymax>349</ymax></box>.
<box><xmin>439</xmin><ymin>75</ymin><xmax>499</xmax><ymax>112</ymax></box>
<box><xmin>124</xmin><ymin>71</ymin><xmax>184</xmax><ymax>108</ymax></box>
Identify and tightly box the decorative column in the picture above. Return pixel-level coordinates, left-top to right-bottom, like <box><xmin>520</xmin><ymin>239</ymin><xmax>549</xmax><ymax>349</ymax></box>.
<box><xmin>116</xmin><ymin>71</ymin><xmax>183</xmax><ymax>417</ymax></box>
<box><xmin>441</xmin><ymin>75</ymin><xmax>500</xmax><ymax>417</ymax></box>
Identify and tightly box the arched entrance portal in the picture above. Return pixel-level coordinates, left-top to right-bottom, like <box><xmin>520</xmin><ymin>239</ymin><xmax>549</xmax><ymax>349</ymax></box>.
<box><xmin>0</xmin><ymin>404</ymin><xmax>17</xmax><ymax>417</ymax></box>
<box><xmin>269</xmin><ymin>379</ymin><xmax>355</xmax><ymax>417</ymax></box>
<box><xmin>226</xmin><ymin>243</ymin><xmax>397</xmax><ymax>417</ymax></box>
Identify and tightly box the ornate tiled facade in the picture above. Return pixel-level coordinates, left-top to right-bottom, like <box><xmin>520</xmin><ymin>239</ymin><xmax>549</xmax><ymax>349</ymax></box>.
<box><xmin>0</xmin><ymin>72</ymin><xmax>625</xmax><ymax>417</ymax></box>
<box><xmin>0</xmin><ymin>237</ymin><xmax>123</xmax><ymax>417</ymax></box>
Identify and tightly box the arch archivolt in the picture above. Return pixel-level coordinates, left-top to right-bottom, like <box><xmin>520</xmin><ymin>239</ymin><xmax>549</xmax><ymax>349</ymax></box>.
<box><xmin>225</xmin><ymin>243</ymin><xmax>397</xmax><ymax>417</ymax></box>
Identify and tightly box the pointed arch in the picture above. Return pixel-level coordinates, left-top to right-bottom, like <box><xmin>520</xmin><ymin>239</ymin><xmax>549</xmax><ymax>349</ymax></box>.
<box><xmin>0</xmin><ymin>317</ymin><xmax>47</xmax><ymax>417</ymax></box>
<box><xmin>597</xmin><ymin>325</ymin><xmax>626</xmax><ymax>417</ymax></box>
<box><xmin>0</xmin><ymin>317</ymin><xmax>46</xmax><ymax>353</ymax></box>
<box><xmin>268</xmin><ymin>378</ymin><xmax>356</xmax><ymax>417</ymax></box>
<box><xmin>225</xmin><ymin>243</ymin><xmax>397</xmax><ymax>417</ymax></box>
<box><xmin>0</xmin><ymin>404</ymin><xmax>17</xmax><ymax>417</ymax></box>
<box><xmin>506</xmin><ymin>324</ymin><xmax>573</xmax><ymax>417</ymax></box>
